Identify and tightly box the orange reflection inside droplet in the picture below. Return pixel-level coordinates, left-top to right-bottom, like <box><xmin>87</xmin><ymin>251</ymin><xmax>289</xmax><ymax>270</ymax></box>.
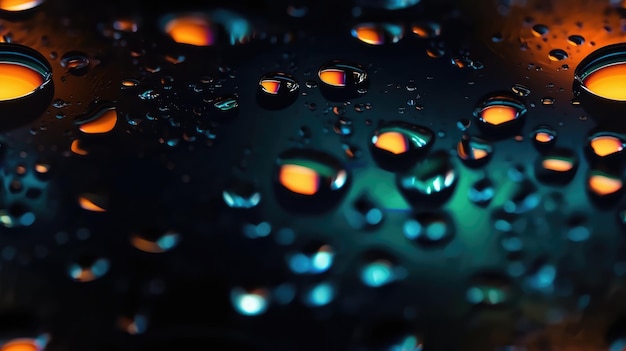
<box><xmin>589</xmin><ymin>174</ymin><xmax>623</xmax><ymax>195</ymax></box>
<box><xmin>164</xmin><ymin>16</ymin><xmax>214</xmax><ymax>46</ymax></box>
<box><xmin>279</xmin><ymin>164</ymin><xmax>319</xmax><ymax>195</ymax></box>
<box><xmin>1</xmin><ymin>339</ymin><xmax>38</xmax><ymax>351</ymax></box>
<box><xmin>411</xmin><ymin>26</ymin><xmax>428</xmax><ymax>38</ymax></box>
<box><xmin>78</xmin><ymin>195</ymin><xmax>107</xmax><ymax>212</ymax></box>
<box><xmin>374</xmin><ymin>131</ymin><xmax>408</xmax><ymax>155</ymax></box>
<box><xmin>354</xmin><ymin>27</ymin><xmax>383</xmax><ymax>45</ymax></box>
<box><xmin>591</xmin><ymin>136</ymin><xmax>623</xmax><ymax>156</ymax></box>
<box><xmin>319</xmin><ymin>69</ymin><xmax>346</xmax><ymax>87</ymax></box>
<box><xmin>130</xmin><ymin>236</ymin><xmax>165</xmax><ymax>253</ymax></box>
<box><xmin>583</xmin><ymin>63</ymin><xmax>626</xmax><ymax>101</ymax></box>
<box><xmin>0</xmin><ymin>0</ymin><xmax>43</xmax><ymax>11</ymax></box>
<box><xmin>79</xmin><ymin>108</ymin><xmax>117</xmax><ymax>134</ymax></box>
<box><xmin>535</xmin><ymin>132</ymin><xmax>553</xmax><ymax>143</ymax></box>
<box><xmin>480</xmin><ymin>105</ymin><xmax>517</xmax><ymax>126</ymax></box>
<box><xmin>0</xmin><ymin>62</ymin><xmax>43</xmax><ymax>100</ymax></box>
<box><xmin>542</xmin><ymin>159</ymin><xmax>574</xmax><ymax>172</ymax></box>
<box><xmin>260</xmin><ymin>80</ymin><xmax>281</xmax><ymax>94</ymax></box>
<box><xmin>72</xmin><ymin>269</ymin><xmax>95</xmax><ymax>282</ymax></box>
<box><xmin>70</xmin><ymin>139</ymin><xmax>88</xmax><ymax>155</ymax></box>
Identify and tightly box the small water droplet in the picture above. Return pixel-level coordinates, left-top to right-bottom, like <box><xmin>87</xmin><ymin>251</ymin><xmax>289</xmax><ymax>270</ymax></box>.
<box><xmin>345</xmin><ymin>195</ymin><xmax>384</xmax><ymax>229</ymax></box>
<box><xmin>75</xmin><ymin>104</ymin><xmax>117</xmax><ymax>134</ymax></box>
<box><xmin>138</xmin><ymin>89</ymin><xmax>159</xmax><ymax>100</ymax></box>
<box><xmin>360</xmin><ymin>259</ymin><xmax>398</xmax><ymax>288</ymax></box>
<box><xmin>468</xmin><ymin>177</ymin><xmax>494</xmax><ymax>206</ymax></box>
<box><xmin>318</xmin><ymin>60</ymin><xmax>368</xmax><ymax>101</ymax></box>
<box><xmin>397</xmin><ymin>150</ymin><xmax>457</xmax><ymax>204</ymax></box>
<box><xmin>535</xmin><ymin>149</ymin><xmax>578</xmax><ymax>184</ymax></box>
<box><xmin>531</xmin><ymin>24</ymin><xmax>549</xmax><ymax>37</ymax></box>
<box><xmin>230</xmin><ymin>287</ymin><xmax>269</xmax><ymax>316</ymax></box>
<box><xmin>257</xmin><ymin>72</ymin><xmax>299</xmax><ymax>110</ymax></box>
<box><xmin>351</xmin><ymin>22</ymin><xmax>404</xmax><ymax>45</ymax></box>
<box><xmin>588</xmin><ymin>168</ymin><xmax>623</xmax><ymax>198</ymax></box>
<box><xmin>511</xmin><ymin>84</ymin><xmax>531</xmax><ymax>97</ymax></box>
<box><xmin>287</xmin><ymin>242</ymin><xmax>334</xmax><ymax>274</ymax></box>
<box><xmin>130</xmin><ymin>229</ymin><xmax>180</xmax><ymax>253</ymax></box>
<box><xmin>474</xmin><ymin>93</ymin><xmax>527</xmax><ymax>137</ymax></box>
<box><xmin>60</xmin><ymin>51</ymin><xmax>90</xmax><ymax>75</ymax></box>
<box><xmin>492</xmin><ymin>32</ymin><xmax>503</xmax><ymax>42</ymax></box>
<box><xmin>541</xmin><ymin>96</ymin><xmax>555</xmax><ymax>105</ymax></box>
<box><xmin>222</xmin><ymin>179</ymin><xmax>261</xmax><ymax>209</ymax></box>
<box><xmin>567</xmin><ymin>34</ymin><xmax>585</xmax><ymax>46</ymax></box>
<box><xmin>411</xmin><ymin>21</ymin><xmax>441</xmax><ymax>39</ymax></box>
<box><xmin>369</xmin><ymin>121</ymin><xmax>434</xmax><ymax>171</ymax></box>
<box><xmin>587</xmin><ymin>132</ymin><xmax>626</xmax><ymax>159</ymax></box>
<box><xmin>456</xmin><ymin>135</ymin><xmax>494</xmax><ymax>167</ymax></box>
<box><xmin>456</xmin><ymin>118</ymin><xmax>471</xmax><ymax>131</ymax></box>
<box><xmin>531</xmin><ymin>125</ymin><xmax>557</xmax><ymax>150</ymax></box>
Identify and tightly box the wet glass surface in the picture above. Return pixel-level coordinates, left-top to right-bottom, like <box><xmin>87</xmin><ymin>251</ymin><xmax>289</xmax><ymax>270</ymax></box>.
<box><xmin>2</xmin><ymin>0</ymin><xmax>626</xmax><ymax>350</ymax></box>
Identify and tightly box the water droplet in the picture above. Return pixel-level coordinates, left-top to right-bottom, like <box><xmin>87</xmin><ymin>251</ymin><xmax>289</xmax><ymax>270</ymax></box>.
<box><xmin>474</xmin><ymin>93</ymin><xmax>527</xmax><ymax>137</ymax></box>
<box><xmin>318</xmin><ymin>60</ymin><xmax>368</xmax><ymax>101</ymax></box>
<box><xmin>466</xmin><ymin>272</ymin><xmax>512</xmax><ymax>305</ymax></box>
<box><xmin>588</xmin><ymin>168</ymin><xmax>623</xmax><ymax>198</ymax></box>
<box><xmin>456</xmin><ymin>118</ymin><xmax>471</xmax><ymax>131</ymax></box>
<box><xmin>222</xmin><ymin>179</ymin><xmax>261</xmax><ymax>209</ymax></box>
<box><xmin>426</xmin><ymin>47</ymin><xmax>445</xmax><ymax>58</ymax></box>
<box><xmin>70</xmin><ymin>139</ymin><xmax>88</xmax><ymax>156</ymax></box>
<box><xmin>138</xmin><ymin>89</ymin><xmax>159</xmax><ymax>100</ymax></box>
<box><xmin>257</xmin><ymin>72</ymin><xmax>299</xmax><ymax>110</ymax></box>
<box><xmin>274</xmin><ymin>148</ymin><xmax>349</xmax><ymax>213</ymax></box>
<box><xmin>587</xmin><ymin>131</ymin><xmax>626</xmax><ymax>159</ymax></box>
<box><xmin>161</xmin><ymin>13</ymin><xmax>215</xmax><ymax>46</ymax></box>
<box><xmin>535</xmin><ymin>149</ymin><xmax>578</xmax><ymax>184</ymax></box>
<box><xmin>511</xmin><ymin>83</ymin><xmax>531</xmax><ymax>97</ymax></box>
<box><xmin>541</xmin><ymin>96</ymin><xmax>555</xmax><ymax>105</ymax></box>
<box><xmin>0</xmin><ymin>336</ymin><xmax>48</xmax><ymax>351</ymax></box>
<box><xmin>0</xmin><ymin>0</ymin><xmax>44</xmax><ymax>12</ymax></box>
<box><xmin>397</xmin><ymin>150</ymin><xmax>457</xmax><ymax>204</ymax></box>
<box><xmin>287</xmin><ymin>242</ymin><xmax>334</xmax><ymax>274</ymax></box>
<box><xmin>575</xmin><ymin>43</ymin><xmax>626</xmax><ymax>102</ymax></box>
<box><xmin>548</xmin><ymin>49</ymin><xmax>568</xmax><ymax>62</ymax></box>
<box><xmin>456</xmin><ymin>135</ymin><xmax>494</xmax><ymax>167</ymax></box>
<box><xmin>230</xmin><ymin>287</ymin><xmax>269</xmax><ymax>316</ymax></box>
<box><xmin>303</xmin><ymin>281</ymin><xmax>335</xmax><ymax>307</ymax></box>
<box><xmin>78</xmin><ymin>193</ymin><xmax>108</xmax><ymax>212</ymax></box>
<box><xmin>121</xmin><ymin>79</ymin><xmax>139</xmax><ymax>88</ymax></box>
<box><xmin>468</xmin><ymin>177</ymin><xmax>494</xmax><ymax>206</ymax></box>
<box><xmin>345</xmin><ymin>195</ymin><xmax>384</xmax><ymax>229</ymax></box>
<box><xmin>369</xmin><ymin>121</ymin><xmax>434</xmax><ymax>171</ymax></box>
<box><xmin>531</xmin><ymin>125</ymin><xmax>557</xmax><ymax>150</ymax></box>
<box><xmin>567</xmin><ymin>34</ymin><xmax>585</xmax><ymax>46</ymax></box>
<box><xmin>75</xmin><ymin>104</ymin><xmax>117</xmax><ymax>134</ymax></box>
<box><xmin>60</xmin><ymin>51</ymin><xmax>90</xmax><ymax>75</ymax></box>
<box><xmin>351</xmin><ymin>22</ymin><xmax>404</xmax><ymax>45</ymax></box>
<box><xmin>531</xmin><ymin>24</ymin><xmax>549</xmax><ymax>37</ymax></box>
<box><xmin>403</xmin><ymin>212</ymin><xmax>454</xmax><ymax>246</ymax></box>
<box><xmin>68</xmin><ymin>256</ymin><xmax>110</xmax><ymax>282</ymax></box>
<box><xmin>411</xmin><ymin>21</ymin><xmax>441</xmax><ymax>39</ymax></box>
<box><xmin>130</xmin><ymin>229</ymin><xmax>180</xmax><ymax>253</ymax></box>
<box><xmin>213</xmin><ymin>95</ymin><xmax>239</xmax><ymax>115</ymax></box>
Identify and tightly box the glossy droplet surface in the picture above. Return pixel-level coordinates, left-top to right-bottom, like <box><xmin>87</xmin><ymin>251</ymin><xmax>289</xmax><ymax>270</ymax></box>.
<box><xmin>576</xmin><ymin>44</ymin><xmax>626</xmax><ymax>101</ymax></box>
<box><xmin>0</xmin><ymin>0</ymin><xmax>44</xmax><ymax>11</ymax></box>
<box><xmin>222</xmin><ymin>180</ymin><xmax>261</xmax><ymax>209</ymax></box>
<box><xmin>130</xmin><ymin>230</ymin><xmax>180</xmax><ymax>253</ymax></box>
<box><xmin>535</xmin><ymin>149</ymin><xmax>578</xmax><ymax>184</ymax></box>
<box><xmin>588</xmin><ymin>132</ymin><xmax>626</xmax><ymax>157</ymax></box>
<box><xmin>567</xmin><ymin>34</ymin><xmax>585</xmax><ymax>46</ymax></box>
<box><xmin>351</xmin><ymin>22</ymin><xmax>404</xmax><ymax>45</ymax></box>
<box><xmin>361</xmin><ymin>259</ymin><xmax>398</xmax><ymax>287</ymax></box>
<box><xmin>531</xmin><ymin>24</ymin><xmax>549</xmax><ymax>37</ymax></box>
<box><xmin>161</xmin><ymin>13</ymin><xmax>214</xmax><ymax>46</ymax></box>
<box><xmin>0</xmin><ymin>337</ymin><xmax>47</xmax><ymax>351</ymax></box>
<box><xmin>588</xmin><ymin>169</ymin><xmax>623</xmax><ymax>197</ymax></box>
<box><xmin>287</xmin><ymin>242</ymin><xmax>334</xmax><ymax>274</ymax></box>
<box><xmin>403</xmin><ymin>212</ymin><xmax>454</xmax><ymax>246</ymax></box>
<box><xmin>76</xmin><ymin>106</ymin><xmax>117</xmax><ymax>134</ymax></box>
<box><xmin>532</xmin><ymin>125</ymin><xmax>557</xmax><ymax>149</ymax></box>
<box><xmin>68</xmin><ymin>256</ymin><xmax>110</xmax><ymax>282</ymax></box>
<box><xmin>548</xmin><ymin>49</ymin><xmax>568</xmax><ymax>62</ymax></box>
<box><xmin>0</xmin><ymin>44</ymin><xmax>51</xmax><ymax>101</ymax></box>
<box><xmin>60</xmin><ymin>51</ymin><xmax>89</xmax><ymax>75</ymax></box>
<box><xmin>397</xmin><ymin>150</ymin><xmax>457</xmax><ymax>202</ymax></box>
<box><xmin>474</xmin><ymin>93</ymin><xmax>527</xmax><ymax>135</ymax></box>
<box><xmin>369</xmin><ymin>121</ymin><xmax>434</xmax><ymax>171</ymax></box>
<box><xmin>231</xmin><ymin>287</ymin><xmax>269</xmax><ymax>316</ymax></box>
<box><xmin>466</xmin><ymin>272</ymin><xmax>511</xmax><ymax>305</ymax></box>
<box><xmin>456</xmin><ymin>135</ymin><xmax>493</xmax><ymax>167</ymax></box>
<box><xmin>318</xmin><ymin>60</ymin><xmax>368</xmax><ymax>101</ymax></box>
<box><xmin>468</xmin><ymin>177</ymin><xmax>494</xmax><ymax>206</ymax></box>
<box><xmin>257</xmin><ymin>72</ymin><xmax>299</xmax><ymax>110</ymax></box>
<box><xmin>411</xmin><ymin>21</ymin><xmax>441</xmax><ymax>38</ymax></box>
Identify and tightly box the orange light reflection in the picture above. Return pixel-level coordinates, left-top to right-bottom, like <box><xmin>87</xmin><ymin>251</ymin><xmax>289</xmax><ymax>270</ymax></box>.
<box><xmin>584</xmin><ymin>63</ymin><xmax>626</xmax><ymax>101</ymax></box>
<box><xmin>319</xmin><ymin>69</ymin><xmax>346</xmax><ymax>87</ymax></box>
<box><xmin>374</xmin><ymin>131</ymin><xmax>408</xmax><ymax>155</ymax></box>
<box><xmin>480</xmin><ymin>105</ymin><xmax>517</xmax><ymax>126</ymax></box>
<box><xmin>590</xmin><ymin>135</ymin><xmax>624</xmax><ymax>156</ymax></box>
<box><xmin>279</xmin><ymin>164</ymin><xmax>319</xmax><ymax>195</ymax></box>
<box><xmin>542</xmin><ymin>159</ymin><xmax>574</xmax><ymax>172</ymax></box>
<box><xmin>0</xmin><ymin>62</ymin><xmax>43</xmax><ymax>100</ymax></box>
<box><xmin>589</xmin><ymin>174</ymin><xmax>623</xmax><ymax>195</ymax></box>
<box><xmin>165</xmin><ymin>16</ymin><xmax>214</xmax><ymax>46</ymax></box>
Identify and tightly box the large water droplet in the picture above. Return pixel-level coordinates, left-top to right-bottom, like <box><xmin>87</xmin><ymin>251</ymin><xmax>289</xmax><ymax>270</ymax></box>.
<box><xmin>588</xmin><ymin>168</ymin><xmax>623</xmax><ymax>200</ymax></box>
<box><xmin>0</xmin><ymin>336</ymin><xmax>48</xmax><ymax>351</ymax></box>
<box><xmin>474</xmin><ymin>93</ymin><xmax>527</xmax><ymax>138</ymax></box>
<box><xmin>535</xmin><ymin>149</ymin><xmax>578</xmax><ymax>184</ymax></box>
<box><xmin>397</xmin><ymin>150</ymin><xmax>457</xmax><ymax>205</ymax></box>
<box><xmin>575</xmin><ymin>43</ymin><xmax>626</xmax><ymax>101</ymax></box>
<box><xmin>274</xmin><ymin>148</ymin><xmax>349</xmax><ymax>213</ymax></box>
<box><xmin>351</xmin><ymin>22</ymin><xmax>404</xmax><ymax>45</ymax></box>
<box><xmin>257</xmin><ymin>72</ymin><xmax>299</xmax><ymax>110</ymax></box>
<box><xmin>586</xmin><ymin>132</ymin><xmax>626</xmax><ymax>165</ymax></box>
<box><xmin>230</xmin><ymin>287</ymin><xmax>269</xmax><ymax>316</ymax></box>
<box><xmin>161</xmin><ymin>12</ymin><xmax>215</xmax><ymax>46</ymax></box>
<box><xmin>68</xmin><ymin>256</ymin><xmax>110</xmax><ymax>282</ymax></box>
<box><xmin>456</xmin><ymin>135</ymin><xmax>493</xmax><ymax>167</ymax></box>
<box><xmin>0</xmin><ymin>0</ymin><xmax>44</xmax><ymax>12</ymax></box>
<box><xmin>75</xmin><ymin>104</ymin><xmax>117</xmax><ymax>134</ymax></box>
<box><xmin>369</xmin><ymin>121</ymin><xmax>434</xmax><ymax>171</ymax></box>
<box><xmin>318</xmin><ymin>60</ymin><xmax>368</xmax><ymax>101</ymax></box>
<box><xmin>130</xmin><ymin>230</ymin><xmax>180</xmax><ymax>253</ymax></box>
<box><xmin>403</xmin><ymin>211</ymin><xmax>454</xmax><ymax>246</ymax></box>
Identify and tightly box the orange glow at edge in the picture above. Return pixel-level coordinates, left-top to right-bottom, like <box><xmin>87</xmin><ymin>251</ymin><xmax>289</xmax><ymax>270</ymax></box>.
<box><xmin>480</xmin><ymin>105</ymin><xmax>517</xmax><ymax>126</ymax></box>
<box><xmin>0</xmin><ymin>0</ymin><xmax>43</xmax><ymax>11</ymax></box>
<box><xmin>542</xmin><ymin>159</ymin><xmax>574</xmax><ymax>172</ymax></box>
<box><xmin>70</xmin><ymin>139</ymin><xmax>88</xmax><ymax>155</ymax></box>
<box><xmin>374</xmin><ymin>131</ymin><xmax>408</xmax><ymax>155</ymax></box>
<box><xmin>319</xmin><ymin>69</ymin><xmax>346</xmax><ymax>87</ymax></box>
<box><xmin>0</xmin><ymin>339</ymin><xmax>38</xmax><ymax>351</ymax></box>
<box><xmin>260</xmin><ymin>80</ymin><xmax>281</xmax><ymax>94</ymax></box>
<box><xmin>535</xmin><ymin>132</ymin><xmax>553</xmax><ymax>143</ymax></box>
<box><xmin>583</xmin><ymin>63</ymin><xmax>626</xmax><ymax>101</ymax></box>
<box><xmin>165</xmin><ymin>16</ymin><xmax>214</xmax><ymax>46</ymax></box>
<box><xmin>0</xmin><ymin>62</ymin><xmax>44</xmax><ymax>100</ymax></box>
<box><xmin>79</xmin><ymin>108</ymin><xmax>117</xmax><ymax>134</ymax></box>
<box><xmin>131</xmin><ymin>236</ymin><xmax>165</xmax><ymax>253</ymax></box>
<box><xmin>354</xmin><ymin>27</ymin><xmax>383</xmax><ymax>45</ymax></box>
<box><xmin>78</xmin><ymin>195</ymin><xmax>107</xmax><ymax>212</ymax></box>
<box><xmin>279</xmin><ymin>164</ymin><xmax>319</xmax><ymax>195</ymax></box>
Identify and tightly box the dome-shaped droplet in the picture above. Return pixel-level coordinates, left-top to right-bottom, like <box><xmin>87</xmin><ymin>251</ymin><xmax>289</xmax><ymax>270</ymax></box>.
<box><xmin>318</xmin><ymin>60</ymin><xmax>368</xmax><ymax>101</ymax></box>
<box><xmin>567</xmin><ymin>35</ymin><xmax>585</xmax><ymax>46</ymax></box>
<box><xmin>286</xmin><ymin>241</ymin><xmax>334</xmax><ymax>275</ymax></box>
<box><xmin>411</xmin><ymin>21</ymin><xmax>441</xmax><ymax>39</ymax></box>
<box><xmin>160</xmin><ymin>12</ymin><xmax>215</xmax><ymax>46</ymax></box>
<box><xmin>456</xmin><ymin>135</ymin><xmax>494</xmax><ymax>167</ymax></box>
<box><xmin>403</xmin><ymin>211</ymin><xmax>454</xmax><ymax>246</ymax></box>
<box><xmin>130</xmin><ymin>230</ymin><xmax>180</xmax><ymax>253</ymax></box>
<box><xmin>274</xmin><ymin>148</ymin><xmax>349</xmax><ymax>213</ymax></box>
<box><xmin>351</xmin><ymin>22</ymin><xmax>404</xmax><ymax>45</ymax></box>
<box><xmin>222</xmin><ymin>179</ymin><xmax>261</xmax><ymax>209</ymax></box>
<box><xmin>531</xmin><ymin>24</ymin><xmax>549</xmax><ymax>37</ymax></box>
<box><xmin>68</xmin><ymin>256</ymin><xmax>110</xmax><ymax>282</ymax></box>
<box><xmin>230</xmin><ymin>287</ymin><xmax>269</xmax><ymax>316</ymax></box>
<box><xmin>575</xmin><ymin>43</ymin><xmax>626</xmax><ymax>101</ymax></box>
<box><xmin>397</xmin><ymin>150</ymin><xmax>457</xmax><ymax>205</ymax></box>
<box><xmin>535</xmin><ymin>148</ymin><xmax>578</xmax><ymax>184</ymax></box>
<box><xmin>511</xmin><ymin>83</ymin><xmax>531</xmax><ymax>97</ymax></box>
<box><xmin>0</xmin><ymin>336</ymin><xmax>48</xmax><ymax>351</ymax></box>
<box><xmin>466</xmin><ymin>272</ymin><xmax>512</xmax><ymax>306</ymax></box>
<box><xmin>257</xmin><ymin>72</ymin><xmax>299</xmax><ymax>110</ymax></box>
<box><xmin>0</xmin><ymin>0</ymin><xmax>45</xmax><ymax>12</ymax></box>
<box><xmin>548</xmin><ymin>49</ymin><xmax>568</xmax><ymax>62</ymax></box>
<box><xmin>75</xmin><ymin>104</ymin><xmax>117</xmax><ymax>134</ymax></box>
<box><xmin>586</xmin><ymin>132</ymin><xmax>626</xmax><ymax>165</ymax></box>
<box><xmin>369</xmin><ymin>121</ymin><xmax>434</xmax><ymax>171</ymax></box>
<box><xmin>468</xmin><ymin>176</ymin><xmax>494</xmax><ymax>206</ymax></box>
<box><xmin>588</xmin><ymin>168</ymin><xmax>623</xmax><ymax>199</ymax></box>
<box><xmin>531</xmin><ymin>125</ymin><xmax>557</xmax><ymax>151</ymax></box>
<box><xmin>474</xmin><ymin>92</ymin><xmax>527</xmax><ymax>137</ymax></box>
<box><xmin>303</xmin><ymin>281</ymin><xmax>335</xmax><ymax>307</ymax></box>
<box><xmin>60</xmin><ymin>51</ymin><xmax>90</xmax><ymax>75</ymax></box>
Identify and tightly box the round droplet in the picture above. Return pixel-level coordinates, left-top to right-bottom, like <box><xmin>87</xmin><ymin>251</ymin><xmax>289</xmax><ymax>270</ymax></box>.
<box><xmin>411</xmin><ymin>21</ymin><xmax>441</xmax><ymax>39</ymax></box>
<box><xmin>230</xmin><ymin>287</ymin><xmax>269</xmax><ymax>316</ymax></box>
<box><xmin>531</xmin><ymin>125</ymin><xmax>557</xmax><ymax>150</ymax></box>
<box><xmin>161</xmin><ymin>12</ymin><xmax>215</xmax><ymax>46</ymax></box>
<box><xmin>466</xmin><ymin>272</ymin><xmax>512</xmax><ymax>306</ymax></box>
<box><xmin>474</xmin><ymin>92</ymin><xmax>527</xmax><ymax>137</ymax></box>
<box><xmin>286</xmin><ymin>242</ymin><xmax>334</xmax><ymax>275</ymax></box>
<box><xmin>369</xmin><ymin>121</ymin><xmax>434</xmax><ymax>171</ymax></box>
<box><xmin>567</xmin><ymin>35</ymin><xmax>585</xmax><ymax>46</ymax></box>
<box><xmin>60</xmin><ymin>51</ymin><xmax>90</xmax><ymax>75</ymax></box>
<box><xmin>75</xmin><ymin>104</ymin><xmax>117</xmax><ymax>134</ymax></box>
<box><xmin>397</xmin><ymin>150</ymin><xmax>457</xmax><ymax>205</ymax></box>
<box><xmin>222</xmin><ymin>180</ymin><xmax>261</xmax><ymax>209</ymax></box>
<box><xmin>257</xmin><ymin>72</ymin><xmax>299</xmax><ymax>110</ymax></box>
<box><xmin>531</xmin><ymin>24</ymin><xmax>549</xmax><ymax>37</ymax></box>
<box><xmin>274</xmin><ymin>148</ymin><xmax>349</xmax><ymax>213</ymax></box>
<box><xmin>130</xmin><ymin>230</ymin><xmax>180</xmax><ymax>253</ymax></box>
<box><xmin>511</xmin><ymin>83</ymin><xmax>531</xmax><ymax>97</ymax></box>
<box><xmin>535</xmin><ymin>149</ymin><xmax>578</xmax><ymax>184</ymax></box>
<box><xmin>456</xmin><ymin>135</ymin><xmax>494</xmax><ymax>167</ymax></box>
<box><xmin>351</xmin><ymin>22</ymin><xmax>404</xmax><ymax>45</ymax></box>
<box><xmin>0</xmin><ymin>0</ymin><xmax>44</xmax><ymax>12</ymax></box>
<box><xmin>318</xmin><ymin>60</ymin><xmax>368</xmax><ymax>101</ymax></box>
<box><xmin>68</xmin><ymin>256</ymin><xmax>110</xmax><ymax>282</ymax></box>
<box><xmin>541</xmin><ymin>96</ymin><xmax>555</xmax><ymax>105</ymax></box>
<box><xmin>587</xmin><ymin>131</ymin><xmax>626</xmax><ymax>160</ymax></box>
<box><xmin>548</xmin><ymin>49</ymin><xmax>568</xmax><ymax>62</ymax></box>
<box><xmin>468</xmin><ymin>177</ymin><xmax>494</xmax><ymax>206</ymax></box>
<box><xmin>403</xmin><ymin>212</ymin><xmax>454</xmax><ymax>246</ymax></box>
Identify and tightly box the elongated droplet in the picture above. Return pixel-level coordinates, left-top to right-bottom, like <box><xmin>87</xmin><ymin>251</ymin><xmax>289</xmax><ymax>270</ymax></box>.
<box><xmin>257</xmin><ymin>72</ymin><xmax>299</xmax><ymax>110</ymax></box>
<box><xmin>130</xmin><ymin>230</ymin><xmax>180</xmax><ymax>253</ymax></box>
<box><xmin>76</xmin><ymin>106</ymin><xmax>117</xmax><ymax>134</ymax></box>
<box><xmin>78</xmin><ymin>193</ymin><xmax>108</xmax><ymax>212</ymax></box>
<box><xmin>68</xmin><ymin>256</ymin><xmax>110</xmax><ymax>282</ymax></box>
<box><xmin>369</xmin><ymin>121</ymin><xmax>434</xmax><ymax>171</ymax></box>
<box><xmin>351</xmin><ymin>22</ymin><xmax>404</xmax><ymax>45</ymax></box>
<box><xmin>318</xmin><ymin>60</ymin><xmax>368</xmax><ymax>101</ymax></box>
<box><xmin>474</xmin><ymin>93</ymin><xmax>527</xmax><ymax>137</ymax></box>
<box><xmin>456</xmin><ymin>135</ymin><xmax>493</xmax><ymax>167</ymax></box>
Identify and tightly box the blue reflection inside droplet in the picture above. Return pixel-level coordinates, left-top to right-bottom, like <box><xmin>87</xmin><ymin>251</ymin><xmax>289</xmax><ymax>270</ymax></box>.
<box><xmin>231</xmin><ymin>288</ymin><xmax>268</xmax><ymax>316</ymax></box>
<box><xmin>306</xmin><ymin>282</ymin><xmax>334</xmax><ymax>306</ymax></box>
<box><xmin>361</xmin><ymin>261</ymin><xmax>394</xmax><ymax>287</ymax></box>
<box><xmin>212</xmin><ymin>9</ymin><xmax>251</xmax><ymax>45</ymax></box>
